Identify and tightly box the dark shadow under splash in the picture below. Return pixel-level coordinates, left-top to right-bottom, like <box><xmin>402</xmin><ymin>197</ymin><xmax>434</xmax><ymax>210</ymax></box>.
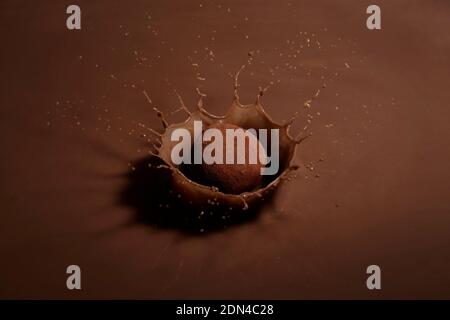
<box><xmin>119</xmin><ymin>156</ymin><xmax>274</xmax><ymax>235</ymax></box>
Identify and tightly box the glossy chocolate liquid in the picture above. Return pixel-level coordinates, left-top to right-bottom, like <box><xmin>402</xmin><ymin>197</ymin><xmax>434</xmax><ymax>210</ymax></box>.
<box><xmin>1</xmin><ymin>0</ymin><xmax>450</xmax><ymax>298</ymax></box>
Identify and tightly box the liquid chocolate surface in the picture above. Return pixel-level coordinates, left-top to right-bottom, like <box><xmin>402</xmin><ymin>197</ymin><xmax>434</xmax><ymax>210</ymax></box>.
<box><xmin>0</xmin><ymin>0</ymin><xmax>450</xmax><ymax>298</ymax></box>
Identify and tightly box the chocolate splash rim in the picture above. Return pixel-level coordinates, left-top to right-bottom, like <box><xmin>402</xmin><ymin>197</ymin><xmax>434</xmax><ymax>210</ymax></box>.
<box><xmin>144</xmin><ymin>66</ymin><xmax>307</xmax><ymax>210</ymax></box>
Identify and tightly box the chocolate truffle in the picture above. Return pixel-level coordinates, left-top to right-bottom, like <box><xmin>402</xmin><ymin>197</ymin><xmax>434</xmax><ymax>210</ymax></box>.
<box><xmin>201</xmin><ymin>122</ymin><xmax>265</xmax><ymax>194</ymax></box>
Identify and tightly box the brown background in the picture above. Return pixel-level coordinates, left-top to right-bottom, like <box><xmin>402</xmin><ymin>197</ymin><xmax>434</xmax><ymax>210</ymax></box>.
<box><xmin>1</xmin><ymin>0</ymin><xmax>450</xmax><ymax>299</ymax></box>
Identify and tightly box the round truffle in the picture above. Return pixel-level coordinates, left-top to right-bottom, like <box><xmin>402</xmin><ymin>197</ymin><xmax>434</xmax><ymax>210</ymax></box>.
<box><xmin>201</xmin><ymin>122</ymin><xmax>265</xmax><ymax>194</ymax></box>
